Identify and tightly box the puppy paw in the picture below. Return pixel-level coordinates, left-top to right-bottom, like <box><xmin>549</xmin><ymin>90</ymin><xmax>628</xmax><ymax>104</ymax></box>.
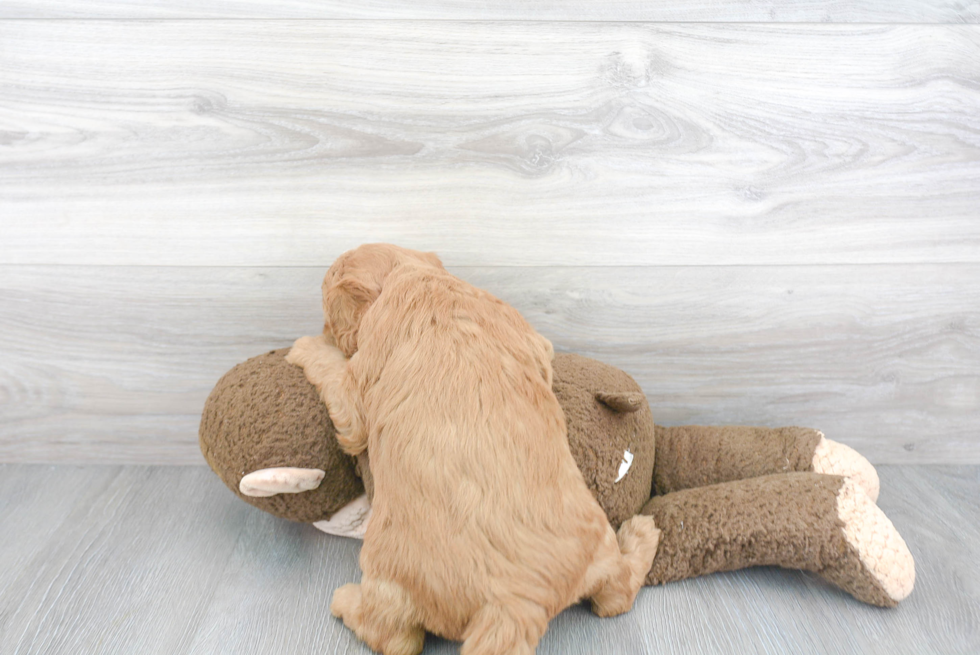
<box><xmin>617</xmin><ymin>515</ymin><xmax>661</xmax><ymax>557</ymax></box>
<box><xmin>286</xmin><ymin>334</ymin><xmax>340</xmax><ymax>369</ymax></box>
<box><xmin>285</xmin><ymin>335</ymin><xmax>318</xmax><ymax>368</ymax></box>
<box><xmin>331</xmin><ymin>583</ymin><xmax>363</xmax><ymax>627</ymax></box>
<box><xmin>617</xmin><ymin>515</ymin><xmax>661</xmax><ymax>587</ymax></box>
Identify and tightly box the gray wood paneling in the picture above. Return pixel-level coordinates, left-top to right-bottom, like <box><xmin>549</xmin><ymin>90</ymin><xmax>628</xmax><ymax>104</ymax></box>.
<box><xmin>2</xmin><ymin>264</ymin><xmax>976</xmax><ymax>465</ymax></box>
<box><xmin>1</xmin><ymin>1</ymin><xmax>978</xmax><ymax>22</ymax></box>
<box><xmin>2</xmin><ymin>22</ymin><xmax>979</xmax><ymax>267</ymax></box>
<box><xmin>1</xmin><ymin>464</ymin><xmax>976</xmax><ymax>654</ymax></box>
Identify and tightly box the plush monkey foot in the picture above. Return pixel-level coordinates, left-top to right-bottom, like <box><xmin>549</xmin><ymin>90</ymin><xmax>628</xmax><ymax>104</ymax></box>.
<box><xmin>641</xmin><ymin>472</ymin><xmax>914</xmax><ymax>607</ymax></box>
<box><xmin>823</xmin><ymin>477</ymin><xmax>915</xmax><ymax>606</ymax></box>
<box><xmin>811</xmin><ymin>433</ymin><xmax>880</xmax><ymax>502</ymax></box>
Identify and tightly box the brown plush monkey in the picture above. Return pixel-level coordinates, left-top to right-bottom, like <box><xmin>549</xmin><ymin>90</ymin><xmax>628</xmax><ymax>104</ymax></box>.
<box><xmin>200</xmin><ymin>350</ymin><xmax>913</xmax><ymax>608</ymax></box>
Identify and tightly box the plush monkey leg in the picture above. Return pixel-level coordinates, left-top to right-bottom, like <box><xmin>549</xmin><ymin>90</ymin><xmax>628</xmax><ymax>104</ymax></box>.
<box><xmin>654</xmin><ymin>425</ymin><xmax>879</xmax><ymax>501</ymax></box>
<box><xmin>640</xmin><ymin>472</ymin><xmax>914</xmax><ymax>607</ymax></box>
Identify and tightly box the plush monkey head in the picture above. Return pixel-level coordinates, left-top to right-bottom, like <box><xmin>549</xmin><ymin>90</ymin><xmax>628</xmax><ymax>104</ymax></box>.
<box><xmin>200</xmin><ymin>351</ymin><xmax>657</xmax><ymax>529</ymax></box>
<box><xmin>198</xmin><ymin>348</ymin><xmax>363</xmax><ymax>522</ymax></box>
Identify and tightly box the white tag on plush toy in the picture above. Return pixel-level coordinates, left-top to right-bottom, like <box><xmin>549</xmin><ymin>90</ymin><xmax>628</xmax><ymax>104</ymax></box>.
<box><xmin>615</xmin><ymin>449</ymin><xmax>634</xmax><ymax>483</ymax></box>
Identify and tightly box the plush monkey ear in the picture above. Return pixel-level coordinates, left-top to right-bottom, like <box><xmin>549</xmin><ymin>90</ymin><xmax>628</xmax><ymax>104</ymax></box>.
<box><xmin>324</xmin><ymin>277</ymin><xmax>378</xmax><ymax>357</ymax></box>
<box><xmin>596</xmin><ymin>391</ymin><xmax>644</xmax><ymax>413</ymax></box>
<box><xmin>239</xmin><ymin>467</ymin><xmax>326</xmax><ymax>497</ymax></box>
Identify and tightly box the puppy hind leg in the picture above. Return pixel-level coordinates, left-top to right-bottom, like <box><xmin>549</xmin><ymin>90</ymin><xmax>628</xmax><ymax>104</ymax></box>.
<box><xmin>460</xmin><ymin>601</ymin><xmax>547</xmax><ymax>655</ymax></box>
<box><xmin>586</xmin><ymin>515</ymin><xmax>661</xmax><ymax>618</ymax></box>
<box><xmin>330</xmin><ymin>582</ymin><xmax>363</xmax><ymax>628</ymax></box>
<box><xmin>617</xmin><ymin>515</ymin><xmax>661</xmax><ymax>591</ymax></box>
<box><xmin>331</xmin><ymin>579</ymin><xmax>425</xmax><ymax>655</ymax></box>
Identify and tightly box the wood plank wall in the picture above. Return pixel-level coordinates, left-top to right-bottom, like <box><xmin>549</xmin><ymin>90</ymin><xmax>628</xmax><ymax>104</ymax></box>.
<box><xmin>1</xmin><ymin>4</ymin><xmax>978</xmax><ymax>464</ymax></box>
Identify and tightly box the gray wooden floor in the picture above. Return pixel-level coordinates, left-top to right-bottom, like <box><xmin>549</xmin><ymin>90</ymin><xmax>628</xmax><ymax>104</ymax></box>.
<box><xmin>0</xmin><ymin>464</ymin><xmax>976</xmax><ymax>655</ymax></box>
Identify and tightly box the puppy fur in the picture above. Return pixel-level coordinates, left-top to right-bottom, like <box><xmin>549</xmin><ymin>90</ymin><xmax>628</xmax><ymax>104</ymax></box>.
<box><xmin>287</xmin><ymin>244</ymin><xmax>660</xmax><ymax>655</ymax></box>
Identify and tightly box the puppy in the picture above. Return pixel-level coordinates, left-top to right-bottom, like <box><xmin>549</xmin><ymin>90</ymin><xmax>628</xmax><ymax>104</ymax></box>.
<box><xmin>287</xmin><ymin>244</ymin><xmax>660</xmax><ymax>655</ymax></box>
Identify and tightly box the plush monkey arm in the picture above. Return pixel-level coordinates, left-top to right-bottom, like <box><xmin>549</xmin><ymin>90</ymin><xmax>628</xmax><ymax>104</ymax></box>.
<box><xmin>640</xmin><ymin>472</ymin><xmax>914</xmax><ymax>607</ymax></box>
<box><xmin>653</xmin><ymin>425</ymin><xmax>879</xmax><ymax>501</ymax></box>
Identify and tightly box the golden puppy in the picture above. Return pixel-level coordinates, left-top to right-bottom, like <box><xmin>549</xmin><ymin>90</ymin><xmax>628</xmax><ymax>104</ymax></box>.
<box><xmin>287</xmin><ymin>244</ymin><xmax>660</xmax><ymax>655</ymax></box>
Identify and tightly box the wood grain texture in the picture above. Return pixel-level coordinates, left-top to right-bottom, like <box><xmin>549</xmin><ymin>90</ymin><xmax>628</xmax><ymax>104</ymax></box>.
<box><xmin>2</xmin><ymin>264</ymin><xmax>977</xmax><ymax>465</ymax></box>
<box><xmin>2</xmin><ymin>22</ymin><xmax>979</xmax><ymax>267</ymax></box>
<box><xmin>1</xmin><ymin>0</ymin><xmax>978</xmax><ymax>21</ymax></box>
<box><xmin>0</xmin><ymin>464</ymin><xmax>976</xmax><ymax>654</ymax></box>
<box><xmin>0</xmin><ymin>464</ymin><xmax>360</xmax><ymax>655</ymax></box>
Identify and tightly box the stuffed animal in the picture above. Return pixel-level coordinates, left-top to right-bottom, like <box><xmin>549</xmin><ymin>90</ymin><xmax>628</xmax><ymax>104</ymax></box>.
<box><xmin>200</xmin><ymin>349</ymin><xmax>914</xmax><ymax>608</ymax></box>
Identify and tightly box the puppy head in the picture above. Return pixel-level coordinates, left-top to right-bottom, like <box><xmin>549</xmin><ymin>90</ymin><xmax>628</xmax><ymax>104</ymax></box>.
<box><xmin>322</xmin><ymin>244</ymin><xmax>443</xmax><ymax>356</ymax></box>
